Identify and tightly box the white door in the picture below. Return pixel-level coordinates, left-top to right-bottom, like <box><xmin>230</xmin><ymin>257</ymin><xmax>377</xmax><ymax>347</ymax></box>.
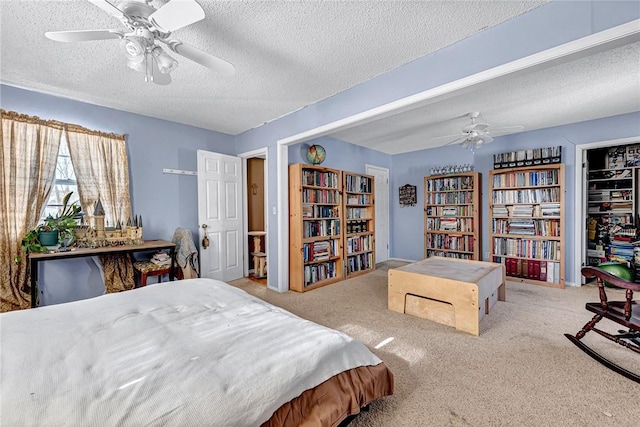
<box><xmin>366</xmin><ymin>165</ymin><xmax>390</xmax><ymax>263</ymax></box>
<box><xmin>197</xmin><ymin>150</ymin><xmax>244</xmax><ymax>282</ymax></box>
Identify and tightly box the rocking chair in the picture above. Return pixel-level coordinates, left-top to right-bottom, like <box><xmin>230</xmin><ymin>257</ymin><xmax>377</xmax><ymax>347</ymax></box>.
<box><xmin>564</xmin><ymin>266</ymin><xmax>640</xmax><ymax>383</ymax></box>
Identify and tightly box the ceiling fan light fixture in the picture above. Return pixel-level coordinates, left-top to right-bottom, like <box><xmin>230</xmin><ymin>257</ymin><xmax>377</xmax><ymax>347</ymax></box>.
<box><xmin>151</xmin><ymin>46</ymin><xmax>178</xmax><ymax>74</ymax></box>
<box><xmin>121</xmin><ymin>37</ymin><xmax>145</xmax><ymax>61</ymax></box>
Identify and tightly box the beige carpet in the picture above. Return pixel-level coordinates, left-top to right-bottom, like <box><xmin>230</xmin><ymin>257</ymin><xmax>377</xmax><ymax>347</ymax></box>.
<box><xmin>229</xmin><ymin>261</ymin><xmax>640</xmax><ymax>426</ymax></box>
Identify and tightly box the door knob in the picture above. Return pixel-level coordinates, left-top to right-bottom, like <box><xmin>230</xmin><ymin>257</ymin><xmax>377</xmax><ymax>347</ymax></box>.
<box><xmin>202</xmin><ymin>224</ymin><xmax>209</xmax><ymax>249</ymax></box>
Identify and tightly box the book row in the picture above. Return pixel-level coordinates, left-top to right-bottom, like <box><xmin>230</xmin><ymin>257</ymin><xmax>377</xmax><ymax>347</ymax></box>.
<box><xmin>346</xmin><ymin>194</ymin><xmax>372</xmax><ymax>205</ymax></box>
<box><xmin>303</xmin><ymin>219</ymin><xmax>340</xmax><ymax>238</ymax></box>
<box><xmin>426</xmin><ymin>234</ymin><xmax>475</xmax><ymax>253</ymax></box>
<box><xmin>425</xmin><ymin>191</ymin><xmax>474</xmax><ymax>205</ymax></box>
<box><xmin>492</xmin><ymin>237</ymin><xmax>561</xmax><ymax>261</ymax></box>
<box><xmin>302</xmin><ymin>189</ymin><xmax>340</xmax><ymax>204</ymax></box>
<box><xmin>426</xmin><ymin>217</ymin><xmax>474</xmax><ymax>232</ymax></box>
<box><xmin>344</xmin><ymin>175</ymin><xmax>372</xmax><ymax>193</ymax></box>
<box><xmin>493</xmin><ymin>146</ymin><xmax>562</xmax><ymax>170</ymax></box>
<box><xmin>492</xmin><ymin>169</ymin><xmax>560</xmax><ymax>187</ymax></box>
<box><xmin>345</xmin><ymin>207</ymin><xmax>369</xmax><ymax>219</ymax></box>
<box><xmin>495</xmin><ymin>257</ymin><xmax>561</xmax><ymax>283</ymax></box>
<box><xmin>492</xmin><ymin>188</ymin><xmax>561</xmax><ymax>204</ymax></box>
<box><xmin>425</xmin><ymin>250</ymin><xmax>474</xmax><ymax>260</ymax></box>
<box><xmin>303</xmin><ymin>240</ymin><xmax>339</xmax><ymax>262</ymax></box>
<box><xmin>302</xmin><ymin>204</ymin><xmax>339</xmax><ymax>219</ymax></box>
<box><xmin>301</xmin><ymin>170</ymin><xmax>340</xmax><ymax>188</ymax></box>
<box><xmin>345</xmin><ymin>220</ymin><xmax>370</xmax><ymax>234</ymax></box>
<box><xmin>492</xmin><ymin>218</ymin><xmax>560</xmax><ymax>237</ymax></box>
<box><xmin>346</xmin><ymin>234</ymin><xmax>374</xmax><ymax>254</ymax></box>
<box><xmin>303</xmin><ymin>261</ymin><xmax>338</xmax><ymax>287</ymax></box>
<box><xmin>346</xmin><ymin>252</ymin><xmax>373</xmax><ymax>274</ymax></box>
<box><xmin>425</xmin><ymin>205</ymin><xmax>474</xmax><ymax>217</ymax></box>
<box><xmin>425</xmin><ymin>176</ymin><xmax>474</xmax><ymax>192</ymax></box>
<box><xmin>492</xmin><ymin>203</ymin><xmax>560</xmax><ymax>217</ymax></box>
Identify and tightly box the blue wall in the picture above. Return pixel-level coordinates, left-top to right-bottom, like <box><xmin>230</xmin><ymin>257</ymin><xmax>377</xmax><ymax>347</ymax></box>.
<box><xmin>1</xmin><ymin>84</ymin><xmax>234</xmax><ymax>304</ymax></box>
<box><xmin>390</xmin><ymin>112</ymin><xmax>640</xmax><ymax>285</ymax></box>
<box><xmin>2</xmin><ymin>0</ymin><xmax>639</xmax><ymax>302</ymax></box>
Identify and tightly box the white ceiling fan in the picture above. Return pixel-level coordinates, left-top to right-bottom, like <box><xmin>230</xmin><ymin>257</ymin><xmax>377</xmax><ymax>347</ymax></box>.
<box><xmin>436</xmin><ymin>112</ymin><xmax>524</xmax><ymax>150</ymax></box>
<box><xmin>45</xmin><ymin>0</ymin><xmax>235</xmax><ymax>85</ymax></box>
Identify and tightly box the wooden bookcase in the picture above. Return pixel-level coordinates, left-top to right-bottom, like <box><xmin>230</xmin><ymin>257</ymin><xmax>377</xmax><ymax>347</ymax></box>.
<box><xmin>424</xmin><ymin>172</ymin><xmax>481</xmax><ymax>260</ymax></box>
<box><xmin>343</xmin><ymin>172</ymin><xmax>375</xmax><ymax>278</ymax></box>
<box><xmin>289</xmin><ymin>164</ymin><xmax>344</xmax><ymax>292</ymax></box>
<box><xmin>489</xmin><ymin>164</ymin><xmax>565</xmax><ymax>288</ymax></box>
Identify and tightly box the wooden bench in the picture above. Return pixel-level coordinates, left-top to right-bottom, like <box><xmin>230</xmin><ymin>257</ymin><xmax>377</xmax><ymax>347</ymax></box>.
<box><xmin>564</xmin><ymin>266</ymin><xmax>640</xmax><ymax>383</ymax></box>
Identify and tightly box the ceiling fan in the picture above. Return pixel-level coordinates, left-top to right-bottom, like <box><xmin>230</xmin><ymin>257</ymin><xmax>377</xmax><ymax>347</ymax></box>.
<box><xmin>45</xmin><ymin>0</ymin><xmax>235</xmax><ymax>85</ymax></box>
<box><xmin>436</xmin><ymin>112</ymin><xmax>524</xmax><ymax>150</ymax></box>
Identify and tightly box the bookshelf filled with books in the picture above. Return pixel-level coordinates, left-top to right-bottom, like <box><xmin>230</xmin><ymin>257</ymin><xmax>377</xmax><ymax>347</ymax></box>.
<box><xmin>489</xmin><ymin>164</ymin><xmax>565</xmax><ymax>288</ymax></box>
<box><xmin>289</xmin><ymin>164</ymin><xmax>344</xmax><ymax>292</ymax></box>
<box><xmin>343</xmin><ymin>172</ymin><xmax>375</xmax><ymax>278</ymax></box>
<box><xmin>424</xmin><ymin>172</ymin><xmax>480</xmax><ymax>260</ymax></box>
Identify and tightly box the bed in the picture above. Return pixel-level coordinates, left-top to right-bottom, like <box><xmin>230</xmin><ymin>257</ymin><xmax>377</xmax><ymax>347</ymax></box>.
<box><xmin>0</xmin><ymin>278</ymin><xmax>393</xmax><ymax>426</ymax></box>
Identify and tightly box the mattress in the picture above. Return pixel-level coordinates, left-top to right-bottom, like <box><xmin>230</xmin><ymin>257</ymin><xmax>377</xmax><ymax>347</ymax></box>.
<box><xmin>0</xmin><ymin>278</ymin><xmax>392</xmax><ymax>426</ymax></box>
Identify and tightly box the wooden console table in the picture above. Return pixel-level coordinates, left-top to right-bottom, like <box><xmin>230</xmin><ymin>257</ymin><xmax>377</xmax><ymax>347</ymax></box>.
<box><xmin>28</xmin><ymin>239</ymin><xmax>176</xmax><ymax>308</ymax></box>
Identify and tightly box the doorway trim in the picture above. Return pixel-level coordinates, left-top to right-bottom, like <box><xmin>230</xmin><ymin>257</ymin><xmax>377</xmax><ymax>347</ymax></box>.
<box><xmin>277</xmin><ymin>21</ymin><xmax>640</xmax><ymax>292</ymax></box>
<box><xmin>238</xmin><ymin>147</ymin><xmax>269</xmax><ymax>288</ymax></box>
<box><xmin>574</xmin><ymin>136</ymin><xmax>640</xmax><ymax>286</ymax></box>
<box><xmin>365</xmin><ymin>164</ymin><xmax>390</xmax><ymax>263</ymax></box>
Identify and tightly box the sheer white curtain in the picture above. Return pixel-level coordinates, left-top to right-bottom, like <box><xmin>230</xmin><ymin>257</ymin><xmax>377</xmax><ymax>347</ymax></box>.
<box><xmin>1</xmin><ymin>110</ymin><xmax>63</xmax><ymax>312</ymax></box>
<box><xmin>65</xmin><ymin>126</ymin><xmax>135</xmax><ymax>293</ymax></box>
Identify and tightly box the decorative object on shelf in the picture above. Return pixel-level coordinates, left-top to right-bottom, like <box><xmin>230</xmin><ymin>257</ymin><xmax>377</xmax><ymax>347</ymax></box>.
<box><xmin>429</xmin><ymin>164</ymin><xmax>473</xmax><ymax>176</ymax></box>
<box><xmin>306</xmin><ymin>144</ymin><xmax>326</xmax><ymax>165</ymax></box>
<box><xmin>399</xmin><ymin>184</ymin><xmax>417</xmax><ymax>207</ymax></box>
<box><xmin>493</xmin><ymin>146</ymin><xmax>562</xmax><ymax>169</ymax></box>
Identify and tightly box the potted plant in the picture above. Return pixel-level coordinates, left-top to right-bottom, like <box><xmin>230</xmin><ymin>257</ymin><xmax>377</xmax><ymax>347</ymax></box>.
<box><xmin>19</xmin><ymin>192</ymin><xmax>83</xmax><ymax>257</ymax></box>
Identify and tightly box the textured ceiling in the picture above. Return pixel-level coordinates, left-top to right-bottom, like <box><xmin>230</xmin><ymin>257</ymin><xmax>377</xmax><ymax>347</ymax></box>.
<box><xmin>331</xmin><ymin>41</ymin><xmax>640</xmax><ymax>154</ymax></box>
<box><xmin>0</xmin><ymin>0</ymin><xmax>548</xmax><ymax>137</ymax></box>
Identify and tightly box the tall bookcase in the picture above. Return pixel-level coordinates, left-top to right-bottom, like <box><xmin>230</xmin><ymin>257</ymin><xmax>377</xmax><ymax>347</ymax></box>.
<box><xmin>343</xmin><ymin>172</ymin><xmax>375</xmax><ymax>278</ymax></box>
<box><xmin>289</xmin><ymin>164</ymin><xmax>344</xmax><ymax>292</ymax></box>
<box><xmin>489</xmin><ymin>164</ymin><xmax>565</xmax><ymax>288</ymax></box>
<box><xmin>424</xmin><ymin>172</ymin><xmax>481</xmax><ymax>260</ymax></box>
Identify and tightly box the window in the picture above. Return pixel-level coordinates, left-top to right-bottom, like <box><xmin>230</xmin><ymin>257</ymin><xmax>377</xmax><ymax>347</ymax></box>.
<box><xmin>42</xmin><ymin>137</ymin><xmax>78</xmax><ymax>220</ymax></box>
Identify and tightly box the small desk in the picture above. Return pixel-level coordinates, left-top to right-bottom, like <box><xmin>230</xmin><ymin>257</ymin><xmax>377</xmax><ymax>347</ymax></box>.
<box><xmin>28</xmin><ymin>239</ymin><xmax>176</xmax><ymax>308</ymax></box>
<box><xmin>388</xmin><ymin>257</ymin><xmax>506</xmax><ymax>335</ymax></box>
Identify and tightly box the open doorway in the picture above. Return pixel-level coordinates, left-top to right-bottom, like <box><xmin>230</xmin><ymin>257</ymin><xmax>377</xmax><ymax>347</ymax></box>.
<box><xmin>239</xmin><ymin>148</ymin><xmax>269</xmax><ymax>286</ymax></box>
<box><xmin>575</xmin><ymin>137</ymin><xmax>640</xmax><ymax>285</ymax></box>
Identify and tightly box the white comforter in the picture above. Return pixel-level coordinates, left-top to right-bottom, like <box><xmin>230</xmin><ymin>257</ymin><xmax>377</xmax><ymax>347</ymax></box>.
<box><xmin>0</xmin><ymin>278</ymin><xmax>381</xmax><ymax>426</ymax></box>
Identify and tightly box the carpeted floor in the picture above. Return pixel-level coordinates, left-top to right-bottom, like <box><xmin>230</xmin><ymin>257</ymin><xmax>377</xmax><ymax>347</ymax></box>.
<box><xmin>229</xmin><ymin>261</ymin><xmax>640</xmax><ymax>426</ymax></box>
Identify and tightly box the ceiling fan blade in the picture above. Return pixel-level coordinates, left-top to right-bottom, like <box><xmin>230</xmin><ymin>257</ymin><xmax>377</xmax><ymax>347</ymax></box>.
<box><xmin>149</xmin><ymin>0</ymin><xmax>205</xmax><ymax>32</ymax></box>
<box><xmin>87</xmin><ymin>0</ymin><xmax>125</xmax><ymax>19</ymax></box>
<box><xmin>431</xmin><ymin>132</ymin><xmax>466</xmax><ymax>142</ymax></box>
<box><xmin>445</xmin><ymin>136</ymin><xmax>469</xmax><ymax>146</ymax></box>
<box><xmin>462</xmin><ymin>122</ymin><xmax>489</xmax><ymax>132</ymax></box>
<box><xmin>165</xmin><ymin>40</ymin><xmax>236</xmax><ymax>76</ymax></box>
<box><xmin>45</xmin><ymin>29</ymin><xmax>123</xmax><ymax>42</ymax></box>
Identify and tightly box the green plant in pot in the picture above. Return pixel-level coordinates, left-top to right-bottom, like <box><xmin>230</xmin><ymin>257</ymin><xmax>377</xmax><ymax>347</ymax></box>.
<box><xmin>18</xmin><ymin>192</ymin><xmax>83</xmax><ymax>260</ymax></box>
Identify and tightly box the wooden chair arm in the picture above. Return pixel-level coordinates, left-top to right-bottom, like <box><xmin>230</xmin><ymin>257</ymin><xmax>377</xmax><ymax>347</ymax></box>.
<box><xmin>581</xmin><ymin>266</ymin><xmax>640</xmax><ymax>292</ymax></box>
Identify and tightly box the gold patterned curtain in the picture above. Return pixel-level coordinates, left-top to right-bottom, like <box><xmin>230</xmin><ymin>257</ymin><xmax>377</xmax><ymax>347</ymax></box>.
<box><xmin>65</xmin><ymin>126</ymin><xmax>135</xmax><ymax>292</ymax></box>
<box><xmin>0</xmin><ymin>110</ymin><xmax>64</xmax><ymax>312</ymax></box>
